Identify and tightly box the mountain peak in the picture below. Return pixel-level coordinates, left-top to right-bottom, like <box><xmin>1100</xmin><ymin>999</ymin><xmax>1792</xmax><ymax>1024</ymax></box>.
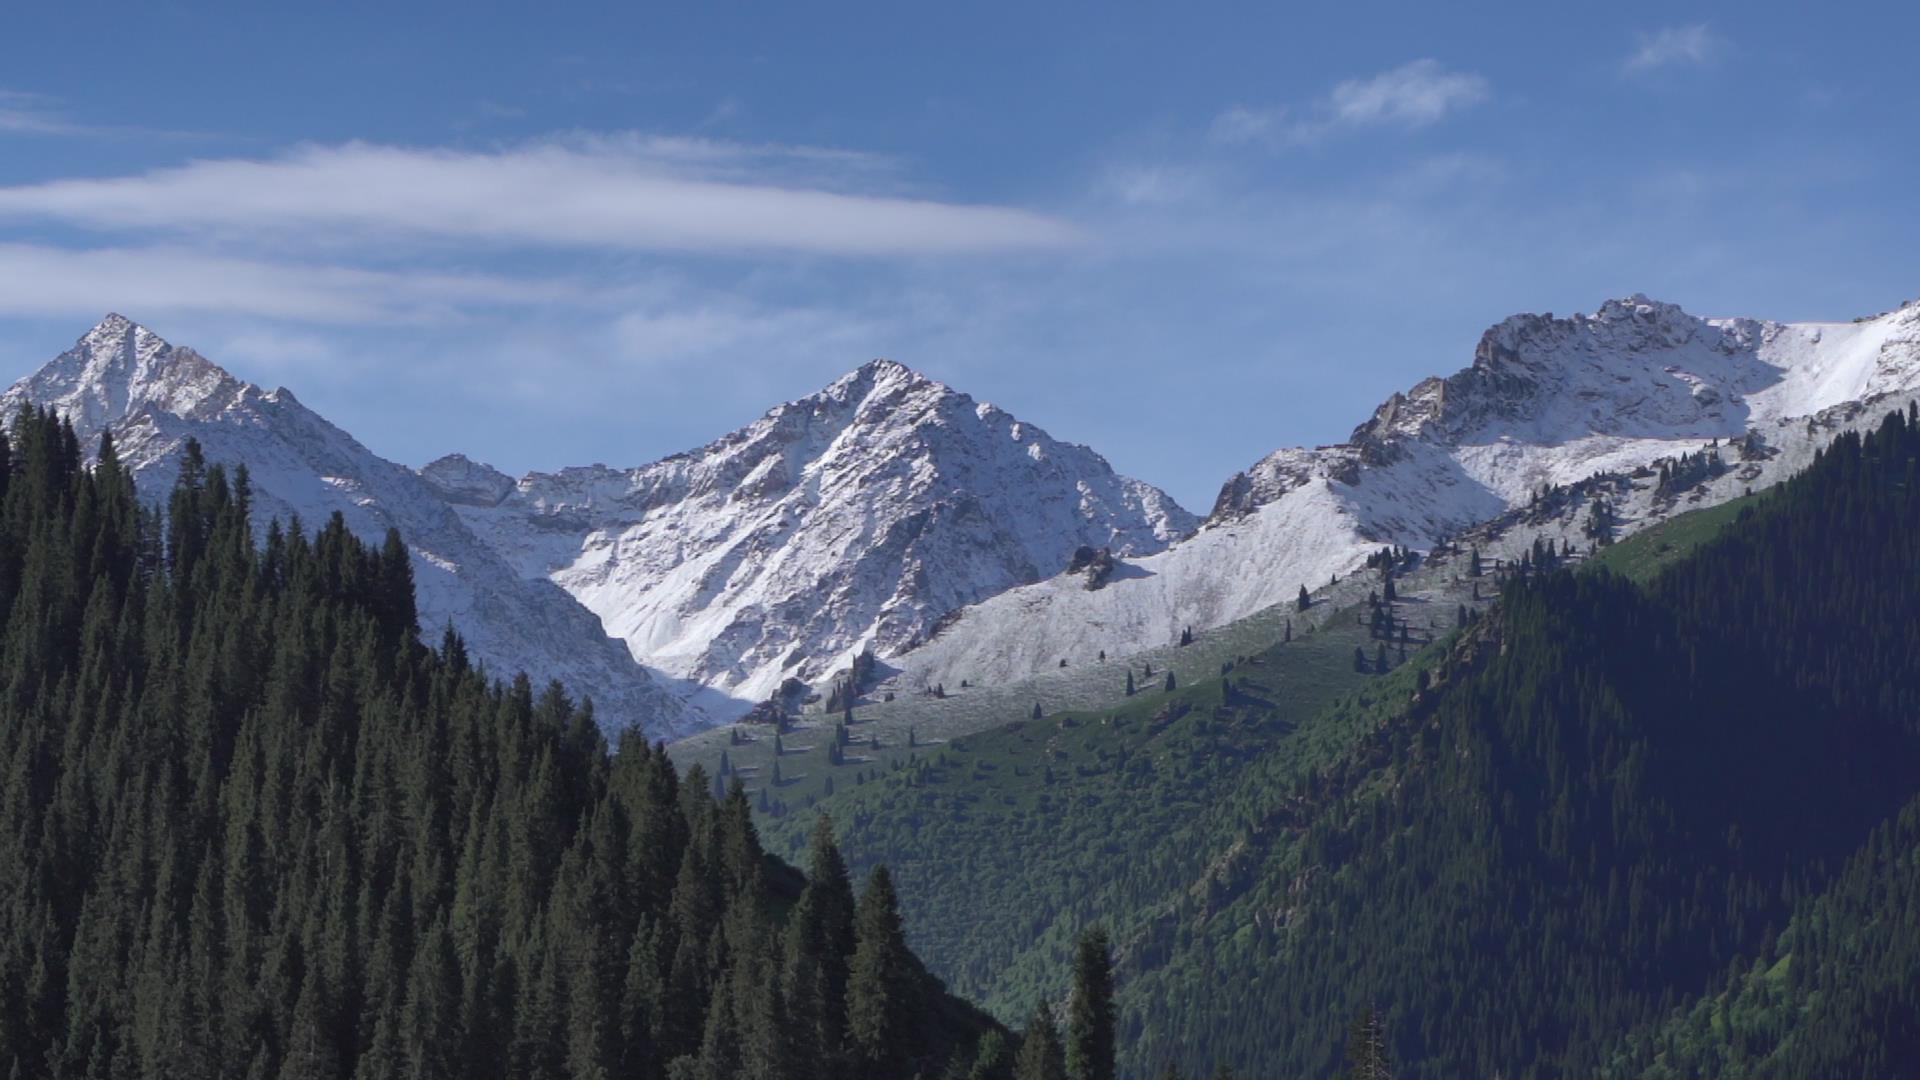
<box><xmin>3</xmin><ymin>316</ymin><xmax>245</xmax><ymax>439</ymax></box>
<box><xmin>419</xmin><ymin>453</ymin><xmax>518</xmax><ymax>507</ymax></box>
<box><xmin>823</xmin><ymin>357</ymin><xmax>938</xmax><ymax>401</ymax></box>
<box><xmin>858</xmin><ymin>357</ymin><xmax>914</xmax><ymax>378</ymax></box>
<box><xmin>93</xmin><ymin>311</ymin><xmax>138</xmax><ymax>335</ymax></box>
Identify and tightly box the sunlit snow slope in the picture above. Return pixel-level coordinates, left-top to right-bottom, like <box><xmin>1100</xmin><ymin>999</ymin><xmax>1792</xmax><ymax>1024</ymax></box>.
<box><xmin>883</xmin><ymin>295</ymin><xmax>1920</xmax><ymax>693</ymax></box>
<box><xmin>424</xmin><ymin>359</ymin><xmax>1196</xmax><ymax>710</ymax></box>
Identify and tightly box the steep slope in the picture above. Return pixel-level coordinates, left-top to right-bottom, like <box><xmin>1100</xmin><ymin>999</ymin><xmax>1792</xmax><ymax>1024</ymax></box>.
<box><xmin>4</xmin><ymin>315</ymin><xmax>696</xmax><ymax>736</ymax></box>
<box><xmin>883</xmin><ymin>295</ymin><xmax>1920</xmax><ymax>694</ymax></box>
<box><xmin>423</xmin><ymin>359</ymin><xmax>1195</xmax><ymax>709</ymax></box>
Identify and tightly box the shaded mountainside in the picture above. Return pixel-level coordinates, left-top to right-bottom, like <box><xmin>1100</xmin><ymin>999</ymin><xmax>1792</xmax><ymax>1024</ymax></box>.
<box><xmin>772</xmin><ymin>407</ymin><xmax>1920</xmax><ymax>1078</ymax></box>
<box><xmin>425</xmin><ymin>358</ymin><xmax>1195</xmax><ymax>710</ymax></box>
<box><xmin>0</xmin><ymin>410</ymin><xmax>997</xmax><ymax>1079</ymax></box>
<box><xmin>1597</xmin><ymin>789</ymin><xmax>1920</xmax><ymax>1078</ymax></box>
<box><xmin>3</xmin><ymin>316</ymin><xmax>698</xmax><ymax>737</ymax></box>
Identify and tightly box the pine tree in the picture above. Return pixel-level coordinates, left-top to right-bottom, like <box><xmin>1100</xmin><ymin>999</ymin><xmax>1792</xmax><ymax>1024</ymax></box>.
<box><xmin>846</xmin><ymin>866</ymin><xmax>918</xmax><ymax>1079</ymax></box>
<box><xmin>1065</xmin><ymin>927</ymin><xmax>1115</xmax><ymax>1080</ymax></box>
<box><xmin>1013</xmin><ymin>1005</ymin><xmax>1066</xmax><ymax>1080</ymax></box>
<box><xmin>1345</xmin><ymin>1006</ymin><xmax>1391</xmax><ymax>1080</ymax></box>
<box><xmin>1163</xmin><ymin>672</ymin><xmax>1176</xmax><ymax>693</ymax></box>
<box><xmin>1296</xmin><ymin>585</ymin><xmax>1311</xmax><ymax>612</ymax></box>
<box><xmin>1124</xmin><ymin>670</ymin><xmax>1135</xmax><ymax>697</ymax></box>
<box><xmin>968</xmin><ymin>1030</ymin><xmax>1011</xmax><ymax>1080</ymax></box>
<box><xmin>399</xmin><ymin>920</ymin><xmax>464</xmax><ymax>1080</ymax></box>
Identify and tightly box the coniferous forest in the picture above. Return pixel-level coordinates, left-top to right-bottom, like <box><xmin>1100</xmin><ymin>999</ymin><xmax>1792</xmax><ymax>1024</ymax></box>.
<box><xmin>2</xmin><ymin>394</ymin><xmax>1919</xmax><ymax>1079</ymax></box>
<box><xmin>0</xmin><ymin>407</ymin><xmax>1003</xmax><ymax>1079</ymax></box>
<box><xmin>753</xmin><ymin>408</ymin><xmax>1920</xmax><ymax>1078</ymax></box>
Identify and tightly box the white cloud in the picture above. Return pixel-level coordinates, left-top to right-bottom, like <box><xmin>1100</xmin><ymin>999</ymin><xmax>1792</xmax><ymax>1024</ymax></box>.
<box><xmin>0</xmin><ymin>90</ymin><xmax>83</xmax><ymax>135</ymax></box>
<box><xmin>1097</xmin><ymin>164</ymin><xmax>1209</xmax><ymax>207</ymax></box>
<box><xmin>0</xmin><ymin>88</ymin><xmax>209</xmax><ymax>140</ymax></box>
<box><xmin>0</xmin><ymin>242</ymin><xmax>646</xmax><ymax>324</ymax></box>
<box><xmin>1209</xmin><ymin>105</ymin><xmax>1285</xmax><ymax>146</ymax></box>
<box><xmin>1210</xmin><ymin>60</ymin><xmax>1488</xmax><ymax>148</ymax></box>
<box><xmin>1625</xmin><ymin>25</ymin><xmax>1724</xmax><ymax>73</ymax></box>
<box><xmin>0</xmin><ymin>135</ymin><xmax>1084</xmax><ymax>256</ymax></box>
<box><xmin>1327</xmin><ymin>60</ymin><xmax>1491</xmax><ymax>128</ymax></box>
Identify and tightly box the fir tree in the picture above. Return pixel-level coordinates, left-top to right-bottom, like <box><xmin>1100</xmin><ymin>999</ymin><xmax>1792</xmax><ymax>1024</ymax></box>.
<box><xmin>1013</xmin><ymin>1005</ymin><xmax>1065</xmax><ymax>1080</ymax></box>
<box><xmin>1345</xmin><ymin>1006</ymin><xmax>1390</xmax><ymax>1080</ymax></box>
<box><xmin>1065</xmin><ymin>927</ymin><xmax>1115</xmax><ymax>1080</ymax></box>
<box><xmin>846</xmin><ymin>866</ymin><xmax>919</xmax><ymax>1078</ymax></box>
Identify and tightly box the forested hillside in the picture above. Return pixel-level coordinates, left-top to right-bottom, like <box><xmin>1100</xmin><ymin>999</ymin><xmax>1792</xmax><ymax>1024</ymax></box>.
<box><xmin>3</xmin><ymin>386</ymin><xmax>1914</xmax><ymax>1079</ymax></box>
<box><xmin>789</xmin><ymin>407</ymin><xmax>1920</xmax><ymax>1078</ymax></box>
<box><xmin>0</xmin><ymin>407</ymin><xmax>996</xmax><ymax>1079</ymax></box>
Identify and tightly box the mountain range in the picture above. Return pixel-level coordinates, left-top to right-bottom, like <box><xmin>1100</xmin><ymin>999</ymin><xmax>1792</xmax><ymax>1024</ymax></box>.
<box><xmin>7</xmin><ymin>294</ymin><xmax>1916</xmax><ymax>735</ymax></box>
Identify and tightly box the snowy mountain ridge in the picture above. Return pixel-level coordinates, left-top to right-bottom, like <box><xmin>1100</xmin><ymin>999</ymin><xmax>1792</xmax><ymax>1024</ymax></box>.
<box><xmin>3</xmin><ymin>315</ymin><xmax>702</xmax><ymax>737</ymax></box>
<box><xmin>12</xmin><ymin>294</ymin><xmax>1917</xmax><ymax>732</ymax></box>
<box><xmin>877</xmin><ymin>295</ymin><xmax>1920</xmax><ymax>696</ymax></box>
<box><xmin>424</xmin><ymin>358</ymin><xmax>1198</xmax><ymax>707</ymax></box>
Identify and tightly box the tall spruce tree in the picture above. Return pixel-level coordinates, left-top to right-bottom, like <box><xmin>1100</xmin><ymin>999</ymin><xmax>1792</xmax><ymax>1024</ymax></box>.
<box><xmin>1013</xmin><ymin>1005</ymin><xmax>1066</xmax><ymax>1080</ymax></box>
<box><xmin>1065</xmin><ymin>927</ymin><xmax>1116</xmax><ymax>1080</ymax></box>
<box><xmin>846</xmin><ymin>866</ymin><xmax>919</xmax><ymax>1078</ymax></box>
<box><xmin>787</xmin><ymin>816</ymin><xmax>858</xmax><ymax>1074</ymax></box>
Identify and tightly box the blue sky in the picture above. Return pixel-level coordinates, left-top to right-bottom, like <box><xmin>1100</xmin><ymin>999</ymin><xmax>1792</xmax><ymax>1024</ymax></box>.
<box><xmin>2</xmin><ymin>1</ymin><xmax>1916</xmax><ymax>509</ymax></box>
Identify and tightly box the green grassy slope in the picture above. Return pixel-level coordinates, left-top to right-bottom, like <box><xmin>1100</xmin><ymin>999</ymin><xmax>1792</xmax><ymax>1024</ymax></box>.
<box><xmin>748</xmin><ymin>581</ymin><xmax>1453</xmax><ymax>1061</ymax></box>
<box><xmin>1586</xmin><ymin>494</ymin><xmax>1754</xmax><ymax>582</ymax></box>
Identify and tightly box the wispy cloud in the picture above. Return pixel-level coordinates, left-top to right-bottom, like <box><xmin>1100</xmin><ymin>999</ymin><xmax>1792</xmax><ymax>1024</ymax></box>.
<box><xmin>1327</xmin><ymin>60</ymin><xmax>1491</xmax><ymax>128</ymax></box>
<box><xmin>1209</xmin><ymin>105</ymin><xmax>1286</xmax><ymax>146</ymax></box>
<box><xmin>1211</xmin><ymin>60</ymin><xmax>1489</xmax><ymax>148</ymax></box>
<box><xmin>1096</xmin><ymin>164</ymin><xmax>1210</xmax><ymax>207</ymax></box>
<box><xmin>1624</xmin><ymin>25</ymin><xmax>1724</xmax><ymax>73</ymax></box>
<box><xmin>0</xmin><ymin>134</ymin><xmax>1084</xmax><ymax>256</ymax></box>
<box><xmin>0</xmin><ymin>90</ymin><xmax>84</xmax><ymax>135</ymax></box>
<box><xmin>0</xmin><ymin>242</ymin><xmax>653</xmax><ymax>324</ymax></box>
<box><xmin>0</xmin><ymin>88</ymin><xmax>212</xmax><ymax>140</ymax></box>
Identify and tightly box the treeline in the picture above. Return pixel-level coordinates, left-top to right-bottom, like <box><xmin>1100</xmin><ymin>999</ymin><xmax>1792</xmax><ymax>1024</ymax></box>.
<box><xmin>0</xmin><ymin>409</ymin><xmax>1000</xmax><ymax>1079</ymax></box>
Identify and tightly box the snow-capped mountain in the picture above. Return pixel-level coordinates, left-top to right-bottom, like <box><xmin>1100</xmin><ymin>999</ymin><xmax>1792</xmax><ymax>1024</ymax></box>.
<box><xmin>422</xmin><ymin>359</ymin><xmax>1196</xmax><ymax>708</ymax></box>
<box><xmin>4</xmin><ymin>316</ymin><xmax>698</xmax><ymax>736</ymax></box>
<box><xmin>881</xmin><ymin>295</ymin><xmax>1920</xmax><ymax>693</ymax></box>
<box><xmin>18</xmin><ymin>296</ymin><xmax>1917</xmax><ymax>732</ymax></box>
